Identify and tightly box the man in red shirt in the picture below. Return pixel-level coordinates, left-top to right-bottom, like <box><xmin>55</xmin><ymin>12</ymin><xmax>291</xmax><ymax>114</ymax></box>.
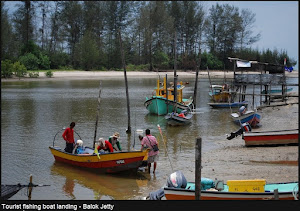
<box><xmin>97</xmin><ymin>138</ymin><xmax>114</xmax><ymax>153</ymax></box>
<box><xmin>62</xmin><ymin>122</ymin><xmax>75</xmax><ymax>153</ymax></box>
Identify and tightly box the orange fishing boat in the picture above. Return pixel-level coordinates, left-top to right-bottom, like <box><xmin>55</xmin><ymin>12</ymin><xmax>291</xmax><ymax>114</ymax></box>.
<box><xmin>49</xmin><ymin>146</ymin><xmax>149</xmax><ymax>173</ymax></box>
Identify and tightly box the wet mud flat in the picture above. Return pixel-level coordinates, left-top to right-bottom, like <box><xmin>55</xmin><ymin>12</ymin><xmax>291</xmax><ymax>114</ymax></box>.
<box><xmin>199</xmin><ymin>96</ymin><xmax>298</xmax><ymax>184</ymax></box>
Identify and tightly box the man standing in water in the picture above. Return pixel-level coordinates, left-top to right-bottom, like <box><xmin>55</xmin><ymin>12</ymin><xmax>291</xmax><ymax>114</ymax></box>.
<box><xmin>62</xmin><ymin>122</ymin><xmax>75</xmax><ymax>153</ymax></box>
<box><xmin>141</xmin><ymin>129</ymin><xmax>159</xmax><ymax>173</ymax></box>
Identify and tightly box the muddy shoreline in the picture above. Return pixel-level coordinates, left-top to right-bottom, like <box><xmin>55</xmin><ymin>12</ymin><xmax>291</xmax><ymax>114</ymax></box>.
<box><xmin>200</xmin><ymin>96</ymin><xmax>298</xmax><ymax>184</ymax></box>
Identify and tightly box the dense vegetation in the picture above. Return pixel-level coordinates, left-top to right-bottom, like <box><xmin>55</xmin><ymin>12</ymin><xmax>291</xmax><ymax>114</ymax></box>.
<box><xmin>1</xmin><ymin>1</ymin><xmax>297</xmax><ymax>78</ymax></box>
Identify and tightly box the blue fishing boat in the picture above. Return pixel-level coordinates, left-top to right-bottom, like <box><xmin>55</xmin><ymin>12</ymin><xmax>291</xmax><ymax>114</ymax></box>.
<box><xmin>231</xmin><ymin>106</ymin><xmax>261</xmax><ymax>127</ymax></box>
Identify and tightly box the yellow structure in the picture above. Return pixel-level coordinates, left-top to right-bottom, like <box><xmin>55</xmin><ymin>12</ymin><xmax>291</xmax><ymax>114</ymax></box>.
<box><xmin>155</xmin><ymin>77</ymin><xmax>184</xmax><ymax>103</ymax></box>
<box><xmin>227</xmin><ymin>179</ymin><xmax>266</xmax><ymax>193</ymax></box>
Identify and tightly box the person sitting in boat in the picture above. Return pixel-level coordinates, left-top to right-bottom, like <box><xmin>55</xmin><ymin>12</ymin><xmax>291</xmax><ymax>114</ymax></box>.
<box><xmin>222</xmin><ymin>83</ymin><xmax>229</xmax><ymax>91</ymax></box>
<box><xmin>108</xmin><ymin>132</ymin><xmax>122</xmax><ymax>151</ymax></box>
<box><xmin>97</xmin><ymin>138</ymin><xmax>114</xmax><ymax>153</ymax></box>
<box><xmin>178</xmin><ymin>110</ymin><xmax>187</xmax><ymax>118</ymax></box>
<box><xmin>72</xmin><ymin>139</ymin><xmax>85</xmax><ymax>154</ymax></box>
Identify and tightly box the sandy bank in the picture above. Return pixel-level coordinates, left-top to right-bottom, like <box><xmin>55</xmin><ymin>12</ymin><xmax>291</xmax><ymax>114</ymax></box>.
<box><xmin>1</xmin><ymin>70</ymin><xmax>298</xmax><ymax>82</ymax></box>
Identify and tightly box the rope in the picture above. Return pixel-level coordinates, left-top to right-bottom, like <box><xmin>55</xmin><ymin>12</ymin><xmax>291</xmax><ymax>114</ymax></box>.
<box><xmin>157</xmin><ymin>124</ymin><xmax>174</xmax><ymax>172</ymax></box>
<box><xmin>292</xmin><ymin>184</ymin><xmax>299</xmax><ymax>200</ymax></box>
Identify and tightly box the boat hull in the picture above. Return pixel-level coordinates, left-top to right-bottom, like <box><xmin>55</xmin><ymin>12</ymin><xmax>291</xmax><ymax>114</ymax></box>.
<box><xmin>243</xmin><ymin>130</ymin><xmax>299</xmax><ymax>146</ymax></box>
<box><xmin>208</xmin><ymin>101</ymin><xmax>248</xmax><ymax>108</ymax></box>
<box><xmin>165</xmin><ymin>113</ymin><xmax>193</xmax><ymax>126</ymax></box>
<box><xmin>164</xmin><ymin>182</ymin><xmax>298</xmax><ymax>200</ymax></box>
<box><xmin>49</xmin><ymin>146</ymin><xmax>148</xmax><ymax>173</ymax></box>
<box><xmin>231</xmin><ymin>111</ymin><xmax>261</xmax><ymax>127</ymax></box>
<box><xmin>144</xmin><ymin>96</ymin><xmax>192</xmax><ymax>115</ymax></box>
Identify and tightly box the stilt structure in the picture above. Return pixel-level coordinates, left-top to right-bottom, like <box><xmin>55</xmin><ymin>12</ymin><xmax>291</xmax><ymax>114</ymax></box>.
<box><xmin>228</xmin><ymin>57</ymin><xmax>298</xmax><ymax>108</ymax></box>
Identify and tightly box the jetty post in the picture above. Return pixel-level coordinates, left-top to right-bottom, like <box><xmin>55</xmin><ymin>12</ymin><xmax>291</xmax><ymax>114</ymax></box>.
<box><xmin>195</xmin><ymin>137</ymin><xmax>202</xmax><ymax>200</ymax></box>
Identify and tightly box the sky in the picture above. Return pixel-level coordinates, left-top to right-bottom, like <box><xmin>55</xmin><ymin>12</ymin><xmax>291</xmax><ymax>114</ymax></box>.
<box><xmin>3</xmin><ymin>1</ymin><xmax>299</xmax><ymax>70</ymax></box>
<box><xmin>203</xmin><ymin>1</ymin><xmax>299</xmax><ymax>70</ymax></box>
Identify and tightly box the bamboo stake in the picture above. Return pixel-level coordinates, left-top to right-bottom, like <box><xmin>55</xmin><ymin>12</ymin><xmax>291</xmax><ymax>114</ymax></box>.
<box><xmin>28</xmin><ymin>174</ymin><xmax>33</xmax><ymax>200</ymax></box>
<box><xmin>157</xmin><ymin>124</ymin><xmax>174</xmax><ymax>172</ymax></box>
<box><xmin>93</xmin><ymin>81</ymin><xmax>101</xmax><ymax>149</ymax></box>
<box><xmin>118</xmin><ymin>29</ymin><xmax>131</xmax><ymax>133</ymax></box>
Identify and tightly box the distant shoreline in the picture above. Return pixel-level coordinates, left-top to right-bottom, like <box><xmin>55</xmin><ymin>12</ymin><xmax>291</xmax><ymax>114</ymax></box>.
<box><xmin>1</xmin><ymin>70</ymin><xmax>298</xmax><ymax>82</ymax></box>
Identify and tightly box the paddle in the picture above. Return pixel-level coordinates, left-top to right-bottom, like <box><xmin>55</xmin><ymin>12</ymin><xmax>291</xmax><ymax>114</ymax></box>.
<box><xmin>94</xmin><ymin>144</ymin><xmax>101</xmax><ymax>160</ymax></box>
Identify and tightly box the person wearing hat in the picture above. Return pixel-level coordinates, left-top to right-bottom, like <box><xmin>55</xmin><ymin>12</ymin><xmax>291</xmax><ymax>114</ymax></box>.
<box><xmin>109</xmin><ymin>132</ymin><xmax>122</xmax><ymax>151</ymax></box>
<box><xmin>72</xmin><ymin>140</ymin><xmax>85</xmax><ymax>154</ymax></box>
<box><xmin>97</xmin><ymin>138</ymin><xmax>114</xmax><ymax>153</ymax></box>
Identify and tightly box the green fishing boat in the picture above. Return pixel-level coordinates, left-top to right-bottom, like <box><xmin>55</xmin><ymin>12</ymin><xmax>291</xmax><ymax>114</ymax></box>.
<box><xmin>144</xmin><ymin>77</ymin><xmax>193</xmax><ymax>115</ymax></box>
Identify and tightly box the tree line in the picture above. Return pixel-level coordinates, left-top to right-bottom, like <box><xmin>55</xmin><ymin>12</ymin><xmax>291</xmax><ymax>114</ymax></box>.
<box><xmin>1</xmin><ymin>1</ymin><xmax>297</xmax><ymax>78</ymax></box>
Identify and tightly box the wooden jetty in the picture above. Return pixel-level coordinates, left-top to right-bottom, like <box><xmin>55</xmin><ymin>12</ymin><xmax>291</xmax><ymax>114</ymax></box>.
<box><xmin>228</xmin><ymin>57</ymin><xmax>298</xmax><ymax>107</ymax></box>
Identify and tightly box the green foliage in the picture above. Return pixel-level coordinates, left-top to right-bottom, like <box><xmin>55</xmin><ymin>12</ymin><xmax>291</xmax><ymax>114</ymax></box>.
<box><xmin>75</xmin><ymin>31</ymin><xmax>99</xmax><ymax>71</ymax></box>
<box><xmin>28</xmin><ymin>71</ymin><xmax>39</xmax><ymax>78</ymax></box>
<box><xmin>13</xmin><ymin>61</ymin><xmax>27</xmax><ymax>78</ymax></box>
<box><xmin>49</xmin><ymin>52</ymin><xmax>70</xmax><ymax>69</ymax></box>
<box><xmin>153</xmin><ymin>51</ymin><xmax>170</xmax><ymax>69</ymax></box>
<box><xmin>126</xmin><ymin>64</ymin><xmax>150</xmax><ymax>71</ymax></box>
<box><xmin>45</xmin><ymin>70</ymin><xmax>53</xmax><ymax>78</ymax></box>
<box><xmin>200</xmin><ymin>52</ymin><xmax>223</xmax><ymax>70</ymax></box>
<box><xmin>38</xmin><ymin>53</ymin><xmax>51</xmax><ymax>70</ymax></box>
<box><xmin>1</xmin><ymin>1</ymin><xmax>297</xmax><ymax>72</ymax></box>
<box><xmin>19</xmin><ymin>53</ymin><xmax>40</xmax><ymax>70</ymax></box>
<box><xmin>1</xmin><ymin>59</ymin><xmax>14</xmax><ymax>78</ymax></box>
<box><xmin>21</xmin><ymin>40</ymin><xmax>40</xmax><ymax>57</ymax></box>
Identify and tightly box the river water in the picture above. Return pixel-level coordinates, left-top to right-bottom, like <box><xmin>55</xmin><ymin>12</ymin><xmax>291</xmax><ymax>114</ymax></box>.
<box><xmin>1</xmin><ymin>75</ymin><xmax>298</xmax><ymax>200</ymax></box>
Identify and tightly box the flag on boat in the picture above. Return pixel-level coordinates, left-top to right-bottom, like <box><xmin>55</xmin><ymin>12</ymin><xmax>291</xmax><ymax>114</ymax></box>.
<box><xmin>285</xmin><ymin>66</ymin><xmax>293</xmax><ymax>72</ymax></box>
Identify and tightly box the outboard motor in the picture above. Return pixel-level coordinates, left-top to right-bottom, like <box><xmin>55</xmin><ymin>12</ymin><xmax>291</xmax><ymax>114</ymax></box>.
<box><xmin>227</xmin><ymin>122</ymin><xmax>252</xmax><ymax>140</ymax></box>
<box><xmin>146</xmin><ymin>171</ymin><xmax>187</xmax><ymax>200</ymax></box>
<box><xmin>239</xmin><ymin>106</ymin><xmax>247</xmax><ymax>115</ymax></box>
<box><xmin>167</xmin><ymin>170</ymin><xmax>187</xmax><ymax>188</ymax></box>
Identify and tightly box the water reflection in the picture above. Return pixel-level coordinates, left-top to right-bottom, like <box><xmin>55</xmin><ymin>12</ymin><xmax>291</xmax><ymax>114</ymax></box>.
<box><xmin>50</xmin><ymin>161</ymin><xmax>151</xmax><ymax>200</ymax></box>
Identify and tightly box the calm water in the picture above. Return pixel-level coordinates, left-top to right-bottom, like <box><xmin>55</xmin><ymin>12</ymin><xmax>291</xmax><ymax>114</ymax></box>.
<box><xmin>1</xmin><ymin>75</ymin><xmax>298</xmax><ymax>200</ymax></box>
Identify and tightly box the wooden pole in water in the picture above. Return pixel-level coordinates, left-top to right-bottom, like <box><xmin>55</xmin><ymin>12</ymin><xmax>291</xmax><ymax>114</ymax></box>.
<box><xmin>118</xmin><ymin>29</ymin><xmax>131</xmax><ymax>133</ymax></box>
<box><xmin>195</xmin><ymin>137</ymin><xmax>202</xmax><ymax>200</ymax></box>
<box><xmin>193</xmin><ymin>49</ymin><xmax>201</xmax><ymax>108</ymax></box>
<box><xmin>165</xmin><ymin>74</ymin><xmax>169</xmax><ymax>113</ymax></box>
<box><xmin>173</xmin><ymin>32</ymin><xmax>177</xmax><ymax>110</ymax></box>
<box><xmin>93</xmin><ymin>81</ymin><xmax>102</xmax><ymax>148</ymax></box>
<box><xmin>28</xmin><ymin>174</ymin><xmax>33</xmax><ymax>200</ymax></box>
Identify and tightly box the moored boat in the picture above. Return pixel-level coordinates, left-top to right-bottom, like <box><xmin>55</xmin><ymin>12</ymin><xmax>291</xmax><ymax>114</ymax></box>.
<box><xmin>49</xmin><ymin>146</ymin><xmax>149</xmax><ymax>173</ymax></box>
<box><xmin>242</xmin><ymin>129</ymin><xmax>299</xmax><ymax>146</ymax></box>
<box><xmin>164</xmin><ymin>181</ymin><xmax>298</xmax><ymax>200</ymax></box>
<box><xmin>165</xmin><ymin>110</ymin><xmax>193</xmax><ymax>126</ymax></box>
<box><xmin>261</xmin><ymin>87</ymin><xmax>293</xmax><ymax>94</ymax></box>
<box><xmin>145</xmin><ymin>171</ymin><xmax>298</xmax><ymax>200</ymax></box>
<box><xmin>208</xmin><ymin>101</ymin><xmax>248</xmax><ymax>108</ymax></box>
<box><xmin>208</xmin><ymin>84</ymin><xmax>236</xmax><ymax>103</ymax></box>
<box><xmin>144</xmin><ymin>77</ymin><xmax>193</xmax><ymax>115</ymax></box>
<box><xmin>231</xmin><ymin>106</ymin><xmax>261</xmax><ymax>127</ymax></box>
